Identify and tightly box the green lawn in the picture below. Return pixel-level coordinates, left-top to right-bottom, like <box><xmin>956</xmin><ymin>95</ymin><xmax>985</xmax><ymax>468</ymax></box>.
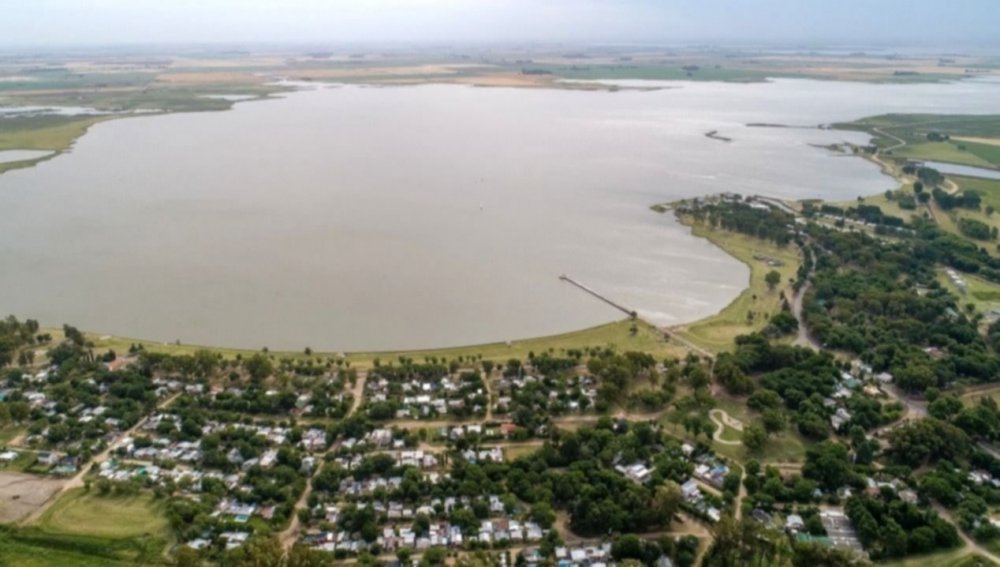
<box><xmin>672</xmin><ymin>219</ymin><xmax>802</xmax><ymax>353</ymax></box>
<box><xmin>35</xmin><ymin>489</ymin><xmax>171</xmax><ymax>541</ymax></box>
<box><xmin>881</xmin><ymin>548</ymin><xmax>995</xmax><ymax>567</ymax></box>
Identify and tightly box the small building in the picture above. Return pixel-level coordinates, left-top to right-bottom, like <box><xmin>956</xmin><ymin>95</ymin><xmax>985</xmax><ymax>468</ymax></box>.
<box><xmin>786</xmin><ymin>514</ymin><xmax>805</xmax><ymax>532</ymax></box>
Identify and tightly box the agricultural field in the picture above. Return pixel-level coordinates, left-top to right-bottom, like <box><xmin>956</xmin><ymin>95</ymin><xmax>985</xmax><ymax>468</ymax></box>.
<box><xmin>838</xmin><ymin>114</ymin><xmax>1000</xmax><ymax>169</ymax></box>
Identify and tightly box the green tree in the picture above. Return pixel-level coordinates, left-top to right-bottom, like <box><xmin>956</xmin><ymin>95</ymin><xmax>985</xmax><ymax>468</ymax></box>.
<box><xmin>765</xmin><ymin>270</ymin><xmax>782</xmax><ymax>291</ymax></box>
<box><xmin>743</xmin><ymin>423</ymin><xmax>768</xmax><ymax>453</ymax></box>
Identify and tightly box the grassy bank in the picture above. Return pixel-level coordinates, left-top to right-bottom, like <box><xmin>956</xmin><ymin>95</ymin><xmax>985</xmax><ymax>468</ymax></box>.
<box><xmin>61</xmin><ymin>318</ymin><xmax>686</xmax><ymax>368</ymax></box>
<box><xmin>669</xmin><ymin>217</ymin><xmax>801</xmax><ymax>354</ymax></box>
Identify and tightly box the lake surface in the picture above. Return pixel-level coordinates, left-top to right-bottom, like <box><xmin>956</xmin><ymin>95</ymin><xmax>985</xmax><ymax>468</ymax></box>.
<box><xmin>924</xmin><ymin>160</ymin><xmax>1000</xmax><ymax>181</ymax></box>
<box><xmin>3</xmin><ymin>78</ymin><xmax>1000</xmax><ymax>350</ymax></box>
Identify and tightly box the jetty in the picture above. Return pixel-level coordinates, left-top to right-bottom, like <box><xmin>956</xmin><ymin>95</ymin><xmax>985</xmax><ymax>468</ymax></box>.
<box><xmin>559</xmin><ymin>274</ymin><xmax>635</xmax><ymax>317</ymax></box>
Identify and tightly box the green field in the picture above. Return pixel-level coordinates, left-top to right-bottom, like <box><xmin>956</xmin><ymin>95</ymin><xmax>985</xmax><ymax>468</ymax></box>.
<box><xmin>881</xmin><ymin>548</ymin><xmax>996</xmax><ymax>567</ymax></box>
<box><xmin>0</xmin><ymin>526</ymin><xmax>162</xmax><ymax>567</ymax></box>
<box><xmin>896</xmin><ymin>141</ymin><xmax>999</xmax><ymax>169</ymax></box>
<box><xmin>671</xmin><ymin>219</ymin><xmax>802</xmax><ymax>353</ymax></box>
<box><xmin>838</xmin><ymin>114</ymin><xmax>1000</xmax><ymax>170</ymax></box>
<box><xmin>35</xmin><ymin>489</ymin><xmax>171</xmax><ymax>542</ymax></box>
<box><xmin>534</xmin><ymin>64</ymin><xmax>775</xmax><ymax>83</ymax></box>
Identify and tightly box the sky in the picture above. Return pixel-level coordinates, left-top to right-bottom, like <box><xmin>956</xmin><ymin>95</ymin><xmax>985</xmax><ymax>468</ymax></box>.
<box><xmin>1</xmin><ymin>0</ymin><xmax>998</xmax><ymax>48</ymax></box>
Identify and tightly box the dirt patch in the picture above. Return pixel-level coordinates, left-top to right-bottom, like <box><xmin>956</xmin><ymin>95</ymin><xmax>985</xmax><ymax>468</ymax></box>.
<box><xmin>955</xmin><ymin>136</ymin><xmax>1000</xmax><ymax>148</ymax></box>
<box><xmin>0</xmin><ymin>472</ymin><xmax>63</xmax><ymax>523</ymax></box>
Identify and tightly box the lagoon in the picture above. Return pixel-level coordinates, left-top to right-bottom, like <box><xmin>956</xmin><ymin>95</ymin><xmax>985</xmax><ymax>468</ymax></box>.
<box><xmin>2</xmin><ymin>79</ymin><xmax>1000</xmax><ymax>350</ymax></box>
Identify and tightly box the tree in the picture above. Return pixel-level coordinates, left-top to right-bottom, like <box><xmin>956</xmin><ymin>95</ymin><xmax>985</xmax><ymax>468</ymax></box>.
<box><xmin>172</xmin><ymin>546</ymin><xmax>203</xmax><ymax>567</ymax></box>
<box><xmin>802</xmin><ymin>441</ymin><xmax>853</xmax><ymax>491</ymax></box>
<box><xmin>743</xmin><ymin>424</ymin><xmax>768</xmax><ymax>453</ymax></box>
<box><xmin>652</xmin><ymin>481</ymin><xmax>683</xmax><ymax>525</ymax></box>
<box><xmin>244</xmin><ymin>353</ymin><xmax>274</xmax><ymax>383</ymax></box>
<box><xmin>762</xmin><ymin>409</ymin><xmax>785</xmax><ymax>433</ymax></box>
<box><xmin>765</xmin><ymin>270</ymin><xmax>782</xmax><ymax>291</ymax></box>
<box><xmin>287</xmin><ymin>545</ymin><xmax>333</xmax><ymax>567</ymax></box>
<box><xmin>234</xmin><ymin>535</ymin><xmax>284</xmax><ymax>567</ymax></box>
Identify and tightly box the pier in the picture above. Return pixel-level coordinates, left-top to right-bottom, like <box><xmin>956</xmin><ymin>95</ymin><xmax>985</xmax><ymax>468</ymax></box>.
<box><xmin>559</xmin><ymin>274</ymin><xmax>635</xmax><ymax>317</ymax></box>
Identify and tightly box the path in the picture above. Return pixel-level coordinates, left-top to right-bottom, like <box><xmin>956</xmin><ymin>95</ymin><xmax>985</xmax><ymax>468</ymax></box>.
<box><xmin>791</xmin><ymin>252</ymin><xmax>821</xmax><ymax>351</ymax></box>
<box><xmin>933</xmin><ymin>503</ymin><xmax>1000</xmax><ymax>565</ymax></box>
<box><xmin>708</xmin><ymin>409</ymin><xmax>743</xmax><ymax>446</ymax></box>
<box><xmin>21</xmin><ymin>392</ymin><xmax>181</xmax><ymax>525</ymax></box>
<box><xmin>280</xmin><ymin>370</ymin><xmax>366</xmax><ymax>550</ymax></box>
<box><xmin>661</xmin><ymin>327</ymin><xmax>716</xmax><ymax>361</ymax></box>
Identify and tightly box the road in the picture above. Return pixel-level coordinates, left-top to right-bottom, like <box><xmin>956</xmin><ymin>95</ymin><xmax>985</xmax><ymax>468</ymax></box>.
<box><xmin>280</xmin><ymin>370</ymin><xmax>366</xmax><ymax>550</ymax></box>
<box><xmin>21</xmin><ymin>391</ymin><xmax>181</xmax><ymax>525</ymax></box>
<box><xmin>933</xmin><ymin>503</ymin><xmax>1000</xmax><ymax>565</ymax></box>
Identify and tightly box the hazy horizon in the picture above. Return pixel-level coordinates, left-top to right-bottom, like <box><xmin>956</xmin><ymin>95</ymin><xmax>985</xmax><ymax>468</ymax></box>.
<box><xmin>2</xmin><ymin>0</ymin><xmax>999</xmax><ymax>50</ymax></box>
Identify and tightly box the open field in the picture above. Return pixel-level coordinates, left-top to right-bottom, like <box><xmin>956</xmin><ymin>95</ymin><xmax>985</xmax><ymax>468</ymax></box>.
<box><xmin>0</xmin><ymin>425</ymin><xmax>23</xmax><ymax>445</ymax></box>
<box><xmin>0</xmin><ymin>526</ymin><xmax>163</xmax><ymax>567</ymax></box>
<box><xmin>34</xmin><ymin>489</ymin><xmax>171</xmax><ymax>541</ymax></box>
<box><xmin>669</xmin><ymin>219</ymin><xmax>802</xmax><ymax>354</ymax></box>
<box><xmin>882</xmin><ymin>549</ymin><xmax>996</xmax><ymax>567</ymax></box>
<box><xmin>0</xmin><ymin>472</ymin><xmax>63</xmax><ymax>523</ymax></box>
<box><xmin>937</xmin><ymin>268</ymin><xmax>1000</xmax><ymax>316</ymax></box>
<box><xmin>838</xmin><ymin>114</ymin><xmax>1000</xmax><ymax>169</ymax></box>
<box><xmin>61</xmin><ymin>318</ymin><xmax>686</xmax><ymax>369</ymax></box>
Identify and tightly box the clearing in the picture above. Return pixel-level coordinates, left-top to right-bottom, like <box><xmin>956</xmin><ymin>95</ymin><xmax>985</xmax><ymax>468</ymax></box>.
<box><xmin>0</xmin><ymin>472</ymin><xmax>63</xmax><ymax>523</ymax></box>
<box><xmin>33</xmin><ymin>488</ymin><xmax>171</xmax><ymax>541</ymax></box>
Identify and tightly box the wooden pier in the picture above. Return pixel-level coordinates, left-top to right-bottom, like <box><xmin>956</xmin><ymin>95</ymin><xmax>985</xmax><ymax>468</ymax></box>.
<box><xmin>559</xmin><ymin>274</ymin><xmax>635</xmax><ymax>317</ymax></box>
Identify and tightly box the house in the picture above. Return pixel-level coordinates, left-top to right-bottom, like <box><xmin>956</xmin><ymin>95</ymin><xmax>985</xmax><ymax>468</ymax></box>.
<box><xmin>681</xmin><ymin>479</ymin><xmax>701</xmax><ymax>502</ymax></box>
<box><xmin>830</xmin><ymin>408</ymin><xmax>852</xmax><ymax>430</ymax></box>
<box><xmin>875</xmin><ymin>372</ymin><xmax>893</xmax><ymax>384</ymax></box>
<box><xmin>786</xmin><ymin>514</ymin><xmax>805</xmax><ymax>532</ymax></box>
<box><xmin>36</xmin><ymin>452</ymin><xmax>59</xmax><ymax>466</ymax></box>
<box><xmin>0</xmin><ymin>451</ymin><xmax>18</xmax><ymax>463</ymax></box>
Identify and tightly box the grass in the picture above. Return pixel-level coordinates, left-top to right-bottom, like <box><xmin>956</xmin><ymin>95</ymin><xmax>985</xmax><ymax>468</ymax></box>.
<box><xmin>67</xmin><ymin>318</ymin><xmax>687</xmax><ymax>369</ymax></box>
<box><xmin>928</xmin><ymin>176</ymin><xmax>1000</xmax><ymax>254</ymax></box>
<box><xmin>937</xmin><ymin>268</ymin><xmax>1000</xmax><ymax>316</ymax></box>
<box><xmin>670</xmin><ymin>218</ymin><xmax>802</xmax><ymax>353</ymax></box>
<box><xmin>534</xmin><ymin>64</ymin><xmax>775</xmax><ymax>83</ymax></box>
<box><xmin>835</xmin><ymin>189</ymin><xmax>925</xmax><ymax>226</ymax></box>
<box><xmin>0</xmin><ymin>525</ymin><xmax>163</xmax><ymax>567</ymax></box>
<box><xmin>894</xmin><ymin>142</ymin><xmax>998</xmax><ymax>169</ymax></box>
<box><xmin>881</xmin><ymin>548</ymin><xmax>996</xmax><ymax>567</ymax></box>
<box><xmin>35</xmin><ymin>489</ymin><xmax>171</xmax><ymax>541</ymax></box>
<box><xmin>0</xmin><ymin>450</ymin><xmax>37</xmax><ymax>473</ymax></box>
<box><xmin>0</xmin><ymin>425</ymin><xmax>24</xmax><ymax>445</ymax></box>
<box><xmin>838</xmin><ymin>114</ymin><xmax>1000</xmax><ymax>170</ymax></box>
